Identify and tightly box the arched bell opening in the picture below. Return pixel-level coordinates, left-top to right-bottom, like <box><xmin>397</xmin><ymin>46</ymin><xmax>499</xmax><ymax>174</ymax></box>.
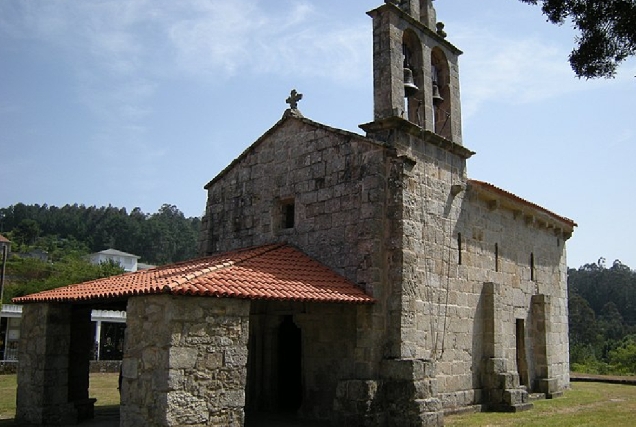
<box><xmin>402</xmin><ymin>29</ymin><xmax>424</xmax><ymax>126</ymax></box>
<box><xmin>431</xmin><ymin>47</ymin><xmax>452</xmax><ymax>140</ymax></box>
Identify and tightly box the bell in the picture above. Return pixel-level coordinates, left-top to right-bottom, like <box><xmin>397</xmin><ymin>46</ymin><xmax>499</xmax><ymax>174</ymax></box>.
<box><xmin>432</xmin><ymin>82</ymin><xmax>444</xmax><ymax>105</ymax></box>
<box><xmin>403</xmin><ymin>67</ymin><xmax>419</xmax><ymax>98</ymax></box>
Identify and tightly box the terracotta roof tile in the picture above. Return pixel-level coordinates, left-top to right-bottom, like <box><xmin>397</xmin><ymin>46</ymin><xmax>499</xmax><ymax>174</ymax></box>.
<box><xmin>13</xmin><ymin>244</ymin><xmax>375</xmax><ymax>305</ymax></box>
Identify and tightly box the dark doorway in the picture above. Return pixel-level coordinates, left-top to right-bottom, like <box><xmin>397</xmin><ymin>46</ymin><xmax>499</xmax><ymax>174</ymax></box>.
<box><xmin>277</xmin><ymin>315</ymin><xmax>302</xmax><ymax>412</ymax></box>
<box><xmin>516</xmin><ymin>319</ymin><xmax>529</xmax><ymax>387</ymax></box>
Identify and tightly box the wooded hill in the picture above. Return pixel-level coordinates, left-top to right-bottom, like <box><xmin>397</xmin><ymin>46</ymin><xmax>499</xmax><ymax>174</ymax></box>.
<box><xmin>568</xmin><ymin>259</ymin><xmax>636</xmax><ymax>374</ymax></box>
<box><xmin>0</xmin><ymin>203</ymin><xmax>200</xmax><ymax>265</ymax></box>
<box><xmin>0</xmin><ymin>203</ymin><xmax>200</xmax><ymax>302</ymax></box>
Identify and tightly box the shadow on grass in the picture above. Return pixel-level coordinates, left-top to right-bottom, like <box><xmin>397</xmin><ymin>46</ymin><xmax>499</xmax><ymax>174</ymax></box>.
<box><xmin>0</xmin><ymin>405</ymin><xmax>120</xmax><ymax>427</ymax></box>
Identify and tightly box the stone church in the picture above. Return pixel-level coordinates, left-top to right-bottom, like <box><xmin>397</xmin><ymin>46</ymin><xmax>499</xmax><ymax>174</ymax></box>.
<box><xmin>14</xmin><ymin>1</ymin><xmax>575</xmax><ymax>426</ymax></box>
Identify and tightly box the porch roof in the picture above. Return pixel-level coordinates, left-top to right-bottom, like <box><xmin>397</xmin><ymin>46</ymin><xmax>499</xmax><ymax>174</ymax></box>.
<box><xmin>13</xmin><ymin>244</ymin><xmax>375</xmax><ymax>305</ymax></box>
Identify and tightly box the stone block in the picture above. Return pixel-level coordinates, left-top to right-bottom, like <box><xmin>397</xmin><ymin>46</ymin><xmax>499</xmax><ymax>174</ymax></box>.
<box><xmin>169</xmin><ymin>347</ymin><xmax>198</xmax><ymax>370</ymax></box>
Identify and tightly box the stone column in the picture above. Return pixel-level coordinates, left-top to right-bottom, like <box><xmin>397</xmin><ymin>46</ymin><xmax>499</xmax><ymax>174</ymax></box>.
<box><xmin>121</xmin><ymin>295</ymin><xmax>250</xmax><ymax>427</ymax></box>
<box><xmin>381</xmin><ymin>358</ymin><xmax>443</xmax><ymax>427</ymax></box>
<box><xmin>531</xmin><ymin>294</ymin><xmax>564</xmax><ymax>398</ymax></box>
<box><xmin>16</xmin><ymin>303</ymin><xmax>77</xmax><ymax>425</ymax></box>
<box><xmin>481</xmin><ymin>282</ymin><xmax>531</xmax><ymax>412</ymax></box>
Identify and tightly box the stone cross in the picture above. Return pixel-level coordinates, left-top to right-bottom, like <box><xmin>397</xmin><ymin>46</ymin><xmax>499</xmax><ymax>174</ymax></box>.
<box><xmin>286</xmin><ymin>89</ymin><xmax>303</xmax><ymax>110</ymax></box>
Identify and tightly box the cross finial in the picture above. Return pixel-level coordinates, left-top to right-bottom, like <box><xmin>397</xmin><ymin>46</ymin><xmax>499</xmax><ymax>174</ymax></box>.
<box><xmin>286</xmin><ymin>89</ymin><xmax>303</xmax><ymax>110</ymax></box>
<box><xmin>284</xmin><ymin>89</ymin><xmax>304</xmax><ymax>118</ymax></box>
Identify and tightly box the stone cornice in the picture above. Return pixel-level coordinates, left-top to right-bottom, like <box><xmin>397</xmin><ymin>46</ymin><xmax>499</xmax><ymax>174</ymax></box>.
<box><xmin>359</xmin><ymin>116</ymin><xmax>475</xmax><ymax>159</ymax></box>
<box><xmin>366</xmin><ymin>3</ymin><xmax>463</xmax><ymax>56</ymax></box>
<box><xmin>469</xmin><ymin>179</ymin><xmax>577</xmax><ymax>239</ymax></box>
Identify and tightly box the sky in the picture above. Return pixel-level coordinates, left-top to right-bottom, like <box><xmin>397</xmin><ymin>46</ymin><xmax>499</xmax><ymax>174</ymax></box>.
<box><xmin>1</xmin><ymin>0</ymin><xmax>635</xmax><ymax>270</ymax></box>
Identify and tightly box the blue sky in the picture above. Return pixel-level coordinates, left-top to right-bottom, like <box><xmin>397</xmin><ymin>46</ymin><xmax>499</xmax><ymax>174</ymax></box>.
<box><xmin>1</xmin><ymin>0</ymin><xmax>635</xmax><ymax>269</ymax></box>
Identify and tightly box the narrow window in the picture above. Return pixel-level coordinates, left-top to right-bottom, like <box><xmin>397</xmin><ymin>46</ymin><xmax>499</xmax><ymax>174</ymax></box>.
<box><xmin>457</xmin><ymin>233</ymin><xmax>462</xmax><ymax>265</ymax></box>
<box><xmin>495</xmin><ymin>243</ymin><xmax>499</xmax><ymax>272</ymax></box>
<box><xmin>516</xmin><ymin>319</ymin><xmax>529</xmax><ymax>387</ymax></box>
<box><xmin>282</xmin><ymin>199</ymin><xmax>295</xmax><ymax>229</ymax></box>
<box><xmin>530</xmin><ymin>252</ymin><xmax>535</xmax><ymax>281</ymax></box>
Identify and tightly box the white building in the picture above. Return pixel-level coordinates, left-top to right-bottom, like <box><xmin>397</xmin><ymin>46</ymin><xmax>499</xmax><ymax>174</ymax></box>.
<box><xmin>88</xmin><ymin>248</ymin><xmax>140</xmax><ymax>272</ymax></box>
<box><xmin>0</xmin><ymin>304</ymin><xmax>126</xmax><ymax>361</ymax></box>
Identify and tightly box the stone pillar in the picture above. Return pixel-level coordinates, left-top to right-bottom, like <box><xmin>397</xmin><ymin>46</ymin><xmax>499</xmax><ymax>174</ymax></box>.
<box><xmin>333</xmin><ymin>379</ymin><xmax>384</xmax><ymax>426</ymax></box>
<box><xmin>481</xmin><ymin>282</ymin><xmax>531</xmax><ymax>412</ymax></box>
<box><xmin>381</xmin><ymin>358</ymin><xmax>443</xmax><ymax>427</ymax></box>
<box><xmin>531</xmin><ymin>294</ymin><xmax>563</xmax><ymax>398</ymax></box>
<box><xmin>368</xmin><ymin>4</ymin><xmax>410</xmax><ymax>121</ymax></box>
<box><xmin>121</xmin><ymin>295</ymin><xmax>250</xmax><ymax>427</ymax></box>
<box><xmin>16</xmin><ymin>303</ymin><xmax>77</xmax><ymax>425</ymax></box>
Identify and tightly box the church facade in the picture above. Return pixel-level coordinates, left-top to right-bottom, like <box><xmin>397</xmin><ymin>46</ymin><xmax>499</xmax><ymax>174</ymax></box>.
<box><xmin>197</xmin><ymin>0</ymin><xmax>574</xmax><ymax>424</ymax></box>
<box><xmin>14</xmin><ymin>1</ymin><xmax>575</xmax><ymax>426</ymax></box>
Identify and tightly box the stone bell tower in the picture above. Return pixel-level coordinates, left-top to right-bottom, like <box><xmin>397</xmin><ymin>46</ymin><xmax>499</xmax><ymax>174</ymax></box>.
<box><xmin>362</xmin><ymin>0</ymin><xmax>464</xmax><ymax>145</ymax></box>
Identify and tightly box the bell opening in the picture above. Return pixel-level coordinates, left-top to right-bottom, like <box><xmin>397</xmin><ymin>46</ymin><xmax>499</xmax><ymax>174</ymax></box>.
<box><xmin>403</xmin><ymin>67</ymin><xmax>419</xmax><ymax>98</ymax></box>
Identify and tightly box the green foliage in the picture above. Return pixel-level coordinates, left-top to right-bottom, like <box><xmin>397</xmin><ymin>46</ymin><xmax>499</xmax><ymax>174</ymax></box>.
<box><xmin>519</xmin><ymin>0</ymin><xmax>636</xmax><ymax>78</ymax></box>
<box><xmin>12</xmin><ymin>219</ymin><xmax>40</xmax><ymax>246</ymax></box>
<box><xmin>2</xmin><ymin>253</ymin><xmax>124</xmax><ymax>303</ymax></box>
<box><xmin>607</xmin><ymin>335</ymin><xmax>636</xmax><ymax>374</ymax></box>
<box><xmin>568</xmin><ymin>259</ymin><xmax>636</xmax><ymax>375</ymax></box>
<box><xmin>0</xmin><ymin>203</ymin><xmax>200</xmax><ymax>266</ymax></box>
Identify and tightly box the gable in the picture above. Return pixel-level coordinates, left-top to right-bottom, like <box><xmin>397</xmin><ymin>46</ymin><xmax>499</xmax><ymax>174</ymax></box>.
<box><xmin>204</xmin><ymin>115</ymin><xmax>386</xmax><ymax>190</ymax></box>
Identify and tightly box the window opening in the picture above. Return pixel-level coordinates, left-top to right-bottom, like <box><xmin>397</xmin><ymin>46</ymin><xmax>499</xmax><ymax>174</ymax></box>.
<box><xmin>495</xmin><ymin>243</ymin><xmax>499</xmax><ymax>272</ymax></box>
<box><xmin>281</xmin><ymin>199</ymin><xmax>295</xmax><ymax>229</ymax></box>
<box><xmin>457</xmin><ymin>233</ymin><xmax>462</xmax><ymax>265</ymax></box>
<box><xmin>530</xmin><ymin>252</ymin><xmax>535</xmax><ymax>281</ymax></box>
<box><xmin>516</xmin><ymin>319</ymin><xmax>529</xmax><ymax>387</ymax></box>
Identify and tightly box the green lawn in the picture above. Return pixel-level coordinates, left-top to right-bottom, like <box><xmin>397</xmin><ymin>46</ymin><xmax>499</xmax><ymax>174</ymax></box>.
<box><xmin>0</xmin><ymin>372</ymin><xmax>119</xmax><ymax>420</ymax></box>
<box><xmin>1</xmin><ymin>375</ymin><xmax>635</xmax><ymax>426</ymax></box>
<box><xmin>446</xmin><ymin>382</ymin><xmax>636</xmax><ymax>427</ymax></box>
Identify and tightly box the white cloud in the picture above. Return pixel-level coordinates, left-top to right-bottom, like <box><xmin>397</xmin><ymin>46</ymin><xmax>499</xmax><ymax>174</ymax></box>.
<box><xmin>166</xmin><ymin>0</ymin><xmax>370</xmax><ymax>84</ymax></box>
<box><xmin>1</xmin><ymin>0</ymin><xmax>371</xmax><ymax>86</ymax></box>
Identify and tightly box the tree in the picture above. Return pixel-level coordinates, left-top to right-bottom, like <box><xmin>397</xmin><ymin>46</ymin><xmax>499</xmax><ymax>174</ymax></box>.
<box><xmin>2</xmin><ymin>254</ymin><xmax>124</xmax><ymax>303</ymax></box>
<box><xmin>13</xmin><ymin>219</ymin><xmax>41</xmax><ymax>246</ymax></box>
<box><xmin>520</xmin><ymin>0</ymin><xmax>636</xmax><ymax>78</ymax></box>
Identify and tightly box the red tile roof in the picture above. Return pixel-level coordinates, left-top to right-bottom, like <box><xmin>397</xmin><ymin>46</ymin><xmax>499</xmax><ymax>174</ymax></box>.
<box><xmin>13</xmin><ymin>244</ymin><xmax>375</xmax><ymax>305</ymax></box>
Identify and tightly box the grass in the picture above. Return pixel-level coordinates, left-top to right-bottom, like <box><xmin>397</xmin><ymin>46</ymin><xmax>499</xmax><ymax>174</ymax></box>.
<box><xmin>0</xmin><ymin>372</ymin><xmax>119</xmax><ymax>420</ymax></box>
<box><xmin>1</xmin><ymin>375</ymin><xmax>636</xmax><ymax>426</ymax></box>
<box><xmin>446</xmin><ymin>382</ymin><xmax>636</xmax><ymax>427</ymax></box>
<box><xmin>0</xmin><ymin>375</ymin><xmax>17</xmax><ymax>419</ymax></box>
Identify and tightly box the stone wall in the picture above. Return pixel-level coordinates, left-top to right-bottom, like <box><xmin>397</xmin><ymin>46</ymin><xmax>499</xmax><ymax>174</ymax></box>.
<box><xmin>198</xmin><ymin>112</ymin><xmax>571</xmax><ymax>421</ymax></box>
<box><xmin>121</xmin><ymin>295</ymin><xmax>250</xmax><ymax>427</ymax></box>
<box><xmin>384</xmin><ymin>126</ymin><xmax>570</xmax><ymax>410</ymax></box>
<box><xmin>247</xmin><ymin>301</ymin><xmax>362</xmax><ymax>420</ymax></box>
<box><xmin>16</xmin><ymin>303</ymin><xmax>77</xmax><ymax>425</ymax></box>
<box><xmin>200</xmin><ymin>117</ymin><xmax>403</xmax><ymax>375</ymax></box>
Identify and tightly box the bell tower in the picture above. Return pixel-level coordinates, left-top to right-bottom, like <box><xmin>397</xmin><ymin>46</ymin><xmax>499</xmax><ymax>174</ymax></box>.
<box><xmin>361</xmin><ymin>0</ymin><xmax>465</xmax><ymax>146</ymax></box>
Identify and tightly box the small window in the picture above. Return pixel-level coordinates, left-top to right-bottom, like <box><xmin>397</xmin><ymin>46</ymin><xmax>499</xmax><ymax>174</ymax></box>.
<box><xmin>530</xmin><ymin>252</ymin><xmax>535</xmax><ymax>281</ymax></box>
<box><xmin>495</xmin><ymin>243</ymin><xmax>499</xmax><ymax>272</ymax></box>
<box><xmin>282</xmin><ymin>199</ymin><xmax>295</xmax><ymax>229</ymax></box>
<box><xmin>457</xmin><ymin>233</ymin><xmax>462</xmax><ymax>265</ymax></box>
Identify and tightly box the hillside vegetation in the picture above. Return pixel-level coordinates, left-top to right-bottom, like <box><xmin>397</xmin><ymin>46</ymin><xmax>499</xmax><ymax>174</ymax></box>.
<box><xmin>568</xmin><ymin>259</ymin><xmax>636</xmax><ymax>375</ymax></box>
<box><xmin>0</xmin><ymin>203</ymin><xmax>200</xmax><ymax>302</ymax></box>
